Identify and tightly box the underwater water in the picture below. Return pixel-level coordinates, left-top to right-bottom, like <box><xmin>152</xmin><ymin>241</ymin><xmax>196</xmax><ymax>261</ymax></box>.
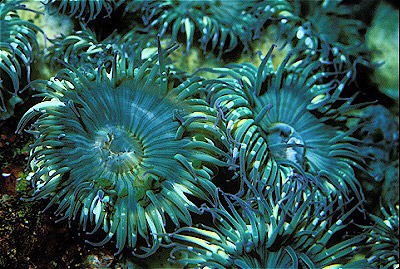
<box><xmin>0</xmin><ymin>0</ymin><xmax>398</xmax><ymax>268</ymax></box>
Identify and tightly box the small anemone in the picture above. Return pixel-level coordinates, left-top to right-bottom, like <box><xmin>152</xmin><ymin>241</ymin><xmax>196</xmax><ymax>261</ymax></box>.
<box><xmin>17</xmin><ymin>40</ymin><xmax>232</xmax><ymax>257</ymax></box>
<box><xmin>127</xmin><ymin>0</ymin><xmax>264</xmax><ymax>57</ymax></box>
<box><xmin>0</xmin><ymin>0</ymin><xmax>43</xmax><ymax>117</ymax></box>
<box><xmin>366</xmin><ymin>203</ymin><xmax>399</xmax><ymax>268</ymax></box>
<box><xmin>44</xmin><ymin>24</ymin><xmax>149</xmax><ymax>71</ymax></box>
<box><xmin>43</xmin><ymin>0</ymin><xmax>125</xmax><ymax>22</ymax></box>
<box><xmin>169</xmin><ymin>185</ymin><xmax>368</xmax><ymax>268</ymax></box>
<box><xmin>274</xmin><ymin>0</ymin><xmax>369</xmax><ymax>74</ymax></box>
<box><xmin>197</xmin><ymin>46</ymin><xmax>365</xmax><ymax>203</ymax></box>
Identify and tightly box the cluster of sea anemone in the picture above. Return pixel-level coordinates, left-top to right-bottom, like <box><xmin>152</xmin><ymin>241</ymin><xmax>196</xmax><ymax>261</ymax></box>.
<box><xmin>1</xmin><ymin>0</ymin><xmax>398</xmax><ymax>267</ymax></box>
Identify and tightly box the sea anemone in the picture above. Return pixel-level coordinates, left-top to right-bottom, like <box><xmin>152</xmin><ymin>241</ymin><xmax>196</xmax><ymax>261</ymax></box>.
<box><xmin>169</xmin><ymin>184</ymin><xmax>368</xmax><ymax>268</ymax></box>
<box><xmin>198</xmin><ymin>46</ymin><xmax>364</xmax><ymax>202</ymax></box>
<box><xmin>44</xmin><ymin>25</ymin><xmax>150</xmax><ymax>72</ymax></box>
<box><xmin>17</xmin><ymin>40</ymin><xmax>232</xmax><ymax>257</ymax></box>
<box><xmin>126</xmin><ymin>0</ymin><xmax>270</xmax><ymax>57</ymax></box>
<box><xmin>43</xmin><ymin>22</ymin><xmax>175</xmax><ymax>76</ymax></box>
<box><xmin>0</xmin><ymin>0</ymin><xmax>43</xmax><ymax>118</ymax></box>
<box><xmin>274</xmin><ymin>0</ymin><xmax>368</xmax><ymax>73</ymax></box>
<box><xmin>366</xmin><ymin>203</ymin><xmax>399</xmax><ymax>268</ymax></box>
<box><xmin>347</xmin><ymin>105</ymin><xmax>399</xmax><ymax>209</ymax></box>
<box><xmin>44</xmin><ymin>26</ymin><xmax>110</xmax><ymax>70</ymax></box>
<box><xmin>43</xmin><ymin>0</ymin><xmax>125</xmax><ymax>22</ymax></box>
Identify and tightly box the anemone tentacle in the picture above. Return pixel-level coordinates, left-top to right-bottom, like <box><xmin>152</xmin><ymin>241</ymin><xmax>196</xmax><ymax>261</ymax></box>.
<box><xmin>17</xmin><ymin>41</ymin><xmax>232</xmax><ymax>257</ymax></box>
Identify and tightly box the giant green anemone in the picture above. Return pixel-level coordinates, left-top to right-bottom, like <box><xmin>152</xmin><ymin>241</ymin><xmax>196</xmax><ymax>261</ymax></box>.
<box><xmin>0</xmin><ymin>0</ymin><xmax>43</xmax><ymax>118</ymax></box>
<box><xmin>17</xmin><ymin>41</ymin><xmax>232</xmax><ymax>257</ymax></box>
<box><xmin>198</xmin><ymin>46</ymin><xmax>364</xmax><ymax>202</ymax></box>
<box><xmin>169</xmin><ymin>185</ymin><xmax>368</xmax><ymax>268</ymax></box>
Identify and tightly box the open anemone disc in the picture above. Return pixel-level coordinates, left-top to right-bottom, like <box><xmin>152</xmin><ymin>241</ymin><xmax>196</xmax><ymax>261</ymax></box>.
<box><xmin>200</xmin><ymin>47</ymin><xmax>363</xmax><ymax>202</ymax></box>
<box><xmin>17</xmin><ymin>43</ymin><xmax>231</xmax><ymax>257</ymax></box>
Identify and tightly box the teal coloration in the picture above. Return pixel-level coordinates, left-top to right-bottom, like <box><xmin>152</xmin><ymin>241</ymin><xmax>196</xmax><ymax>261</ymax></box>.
<box><xmin>7</xmin><ymin>0</ymin><xmax>397</xmax><ymax>267</ymax></box>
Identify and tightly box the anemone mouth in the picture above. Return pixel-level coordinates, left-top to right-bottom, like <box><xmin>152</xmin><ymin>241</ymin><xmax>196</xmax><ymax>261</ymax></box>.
<box><xmin>266</xmin><ymin>122</ymin><xmax>306</xmax><ymax>166</ymax></box>
<box><xmin>94</xmin><ymin>126</ymin><xmax>144</xmax><ymax>174</ymax></box>
<box><xmin>92</xmin><ymin>125</ymin><xmax>164</xmax><ymax>205</ymax></box>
